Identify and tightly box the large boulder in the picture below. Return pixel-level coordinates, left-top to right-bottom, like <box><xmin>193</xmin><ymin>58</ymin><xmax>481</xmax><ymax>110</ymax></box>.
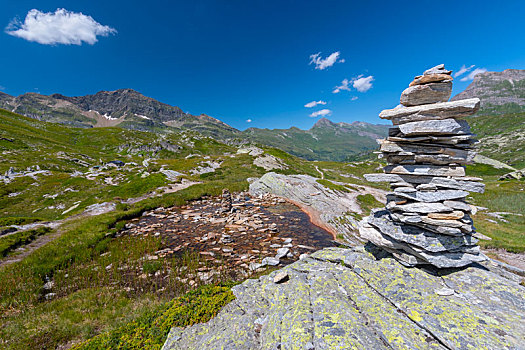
<box><xmin>163</xmin><ymin>247</ymin><xmax>525</xmax><ymax>350</ymax></box>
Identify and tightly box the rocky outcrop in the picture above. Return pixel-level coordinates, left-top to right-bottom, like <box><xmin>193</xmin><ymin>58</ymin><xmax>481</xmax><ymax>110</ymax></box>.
<box><xmin>451</xmin><ymin>69</ymin><xmax>525</xmax><ymax>110</ymax></box>
<box><xmin>363</xmin><ymin>65</ymin><xmax>486</xmax><ymax>268</ymax></box>
<box><xmin>249</xmin><ymin>172</ymin><xmax>385</xmax><ymax>243</ymax></box>
<box><xmin>163</xmin><ymin>246</ymin><xmax>525</xmax><ymax>350</ymax></box>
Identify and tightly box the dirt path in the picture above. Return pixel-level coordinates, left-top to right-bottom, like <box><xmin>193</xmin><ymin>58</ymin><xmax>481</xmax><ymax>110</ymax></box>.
<box><xmin>314</xmin><ymin>165</ymin><xmax>325</xmax><ymax>179</ymax></box>
<box><xmin>0</xmin><ymin>180</ymin><xmax>200</xmax><ymax>268</ymax></box>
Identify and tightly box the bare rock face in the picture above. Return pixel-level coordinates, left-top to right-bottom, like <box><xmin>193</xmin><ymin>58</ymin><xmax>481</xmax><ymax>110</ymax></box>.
<box><xmin>363</xmin><ymin>64</ymin><xmax>487</xmax><ymax>268</ymax></box>
<box><xmin>162</xmin><ymin>247</ymin><xmax>525</xmax><ymax>350</ymax></box>
<box><xmin>451</xmin><ymin>68</ymin><xmax>525</xmax><ymax>109</ymax></box>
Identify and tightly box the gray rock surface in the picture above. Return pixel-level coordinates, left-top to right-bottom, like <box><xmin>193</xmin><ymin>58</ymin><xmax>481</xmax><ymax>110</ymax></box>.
<box><xmin>379</xmin><ymin>98</ymin><xmax>480</xmax><ymax>124</ymax></box>
<box><xmin>393</xmin><ymin>189</ymin><xmax>468</xmax><ymax>202</ymax></box>
<box><xmin>249</xmin><ymin>172</ymin><xmax>386</xmax><ymax>243</ymax></box>
<box><xmin>423</xmin><ymin>64</ymin><xmax>452</xmax><ymax>75</ymax></box>
<box><xmin>384</xmin><ymin>164</ymin><xmax>466</xmax><ymax>177</ymax></box>
<box><xmin>163</xmin><ymin>247</ymin><xmax>525</xmax><ymax>350</ymax></box>
<box><xmin>364</xmin><ymin>173</ymin><xmax>485</xmax><ymax>193</ymax></box>
<box><xmin>397</xmin><ymin>118</ymin><xmax>470</xmax><ymax>136</ymax></box>
<box><xmin>451</xmin><ymin>69</ymin><xmax>525</xmax><ymax>109</ymax></box>
<box><xmin>400</xmin><ymin>82</ymin><xmax>452</xmax><ymax>107</ymax></box>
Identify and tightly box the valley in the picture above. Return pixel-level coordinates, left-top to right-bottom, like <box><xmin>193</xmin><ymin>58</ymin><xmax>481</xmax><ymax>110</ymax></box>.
<box><xmin>0</xmin><ymin>68</ymin><xmax>524</xmax><ymax>349</ymax></box>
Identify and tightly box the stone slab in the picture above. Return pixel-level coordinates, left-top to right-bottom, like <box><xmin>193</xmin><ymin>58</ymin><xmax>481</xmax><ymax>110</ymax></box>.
<box><xmin>379</xmin><ymin>98</ymin><xmax>480</xmax><ymax>123</ymax></box>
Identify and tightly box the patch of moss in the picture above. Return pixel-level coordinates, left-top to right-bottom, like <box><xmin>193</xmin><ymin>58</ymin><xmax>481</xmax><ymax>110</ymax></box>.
<box><xmin>356</xmin><ymin>194</ymin><xmax>382</xmax><ymax>216</ymax></box>
<box><xmin>0</xmin><ymin>217</ymin><xmax>43</xmax><ymax>227</ymax></box>
<box><xmin>0</xmin><ymin>227</ymin><xmax>51</xmax><ymax>257</ymax></box>
<box><xmin>73</xmin><ymin>284</ymin><xmax>235</xmax><ymax>350</ymax></box>
<box><xmin>316</xmin><ymin>179</ymin><xmax>351</xmax><ymax>193</ymax></box>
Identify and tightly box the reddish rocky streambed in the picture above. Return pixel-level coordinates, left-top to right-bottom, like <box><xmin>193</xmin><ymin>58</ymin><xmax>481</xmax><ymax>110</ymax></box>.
<box><xmin>119</xmin><ymin>192</ymin><xmax>336</xmax><ymax>282</ymax></box>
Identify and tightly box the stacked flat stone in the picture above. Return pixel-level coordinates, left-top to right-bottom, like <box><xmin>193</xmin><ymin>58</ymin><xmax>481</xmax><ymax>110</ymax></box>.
<box><xmin>359</xmin><ymin>64</ymin><xmax>488</xmax><ymax>268</ymax></box>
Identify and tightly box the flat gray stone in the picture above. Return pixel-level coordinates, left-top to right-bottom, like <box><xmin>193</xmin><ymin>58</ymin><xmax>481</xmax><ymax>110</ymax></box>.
<box><xmin>380</xmin><ymin>140</ymin><xmax>473</xmax><ymax>157</ymax></box>
<box><xmin>387</xmin><ymin>134</ymin><xmax>475</xmax><ymax>146</ymax></box>
<box><xmin>397</xmin><ymin>119</ymin><xmax>471</xmax><ymax>136</ymax></box>
<box><xmin>423</xmin><ymin>64</ymin><xmax>452</xmax><ymax>75</ymax></box>
<box><xmin>367</xmin><ymin>210</ymin><xmax>477</xmax><ymax>253</ymax></box>
<box><xmin>364</xmin><ymin>173</ymin><xmax>485</xmax><ymax>193</ymax></box>
<box><xmin>385</xmin><ymin>153</ymin><xmax>474</xmax><ymax>166</ymax></box>
<box><xmin>393</xmin><ymin>189</ymin><xmax>469</xmax><ymax>202</ymax></box>
<box><xmin>387</xmin><ymin>201</ymin><xmax>453</xmax><ymax>213</ymax></box>
<box><xmin>379</xmin><ymin>98</ymin><xmax>480</xmax><ymax>123</ymax></box>
<box><xmin>443</xmin><ymin>200</ymin><xmax>473</xmax><ymax>212</ymax></box>
<box><xmin>384</xmin><ymin>164</ymin><xmax>465</xmax><ymax>177</ymax></box>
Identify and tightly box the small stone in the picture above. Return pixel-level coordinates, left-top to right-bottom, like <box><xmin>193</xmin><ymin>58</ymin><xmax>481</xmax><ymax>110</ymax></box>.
<box><xmin>423</xmin><ymin>64</ymin><xmax>452</xmax><ymax>75</ymax></box>
<box><xmin>249</xmin><ymin>262</ymin><xmax>263</xmax><ymax>271</ymax></box>
<box><xmin>428</xmin><ymin>211</ymin><xmax>465</xmax><ymax>220</ymax></box>
<box><xmin>434</xmin><ymin>287</ymin><xmax>455</xmax><ymax>296</ymax></box>
<box><xmin>384</xmin><ymin>164</ymin><xmax>465</xmax><ymax>177</ymax></box>
<box><xmin>275</xmin><ymin>247</ymin><xmax>289</xmax><ymax>259</ymax></box>
<box><xmin>273</xmin><ymin>271</ymin><xmax>289</xmax><ymax>284</ymax></box>
<box><xmin>409</xmin><ymin>73</ymin><xmax>453</xmax><ymax>86</ymax></box>
<box><xmin>388</xmin><ymin>201</ymin><xmax>453</xmax><ymax>213</ymax></box>
<box><xmin>262</xmin><ymin>257</ymin><xmax>280</xmax><ymax>266</ymax></box>
<box><xmin>44</xmin><ymin>293</ymin><xmax>57</xmax><ymax>300</ymax></box>
<box><xmin>416</xmin><ymin>184</ymin><xmax>437</xmax><ymax>191</ymax></box>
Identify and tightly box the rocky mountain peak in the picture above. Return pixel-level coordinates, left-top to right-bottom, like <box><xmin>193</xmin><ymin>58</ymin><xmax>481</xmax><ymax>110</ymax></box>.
<box><xmin>451</xmin><ymin>68</ymin><xmax>525</xmax><ymax>112</ymax></box>
<box><xmin>312</xmin><ymin>117</ymin><xmax>336</xmax><ymax>128</ymax></box>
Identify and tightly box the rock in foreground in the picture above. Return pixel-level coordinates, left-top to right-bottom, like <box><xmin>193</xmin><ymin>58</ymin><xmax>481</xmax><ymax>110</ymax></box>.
<box><xmin>163</xmin><ymin>247</ymin><xmax>525</xmax><ymax>350</ymax></box>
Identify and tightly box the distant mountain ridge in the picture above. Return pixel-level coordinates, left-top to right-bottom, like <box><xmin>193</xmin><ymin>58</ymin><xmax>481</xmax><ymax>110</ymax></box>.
<box><xmin>451</xmin><ymin>68</ymin><xmax>525</xmax><ymax>168</ymax></box>
<box><xmin>452</xmin><ymin>69</ymin><xmax>525</xmax><ymax>114</ymax></box>
<box><xmin>0</xmin><ymin>89</ymin><xmax>388</xmax><ymax>162</ymax></box>
<box><xmin>0</xmin><ymin>89</ymin><xmax>238</xmax><ymax>138</ymax></box>
<box><xmin>244</xmin><ymin>117</ymin><xmax>388</xmax><ymax>161</ymax></box>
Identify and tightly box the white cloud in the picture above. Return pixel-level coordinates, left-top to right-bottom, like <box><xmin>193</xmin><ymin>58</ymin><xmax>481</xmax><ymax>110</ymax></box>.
<box><xmin>304</xmin><ymin>100</ymin><xmax>327</xmax><ymax>108</ymax></box>
<box><xmin>350</xmin><ymin>96</ymin><xmax>358</xmax><ymax>101</ymax></box>
<box><xmin>5</xmin><ymin>8</ymin><xmax>116</xmax><ymax>45</ymax></box>
<box><xmin>333</xmin><ymin>75</ymin><xmax>374</xmax><ymax>94</ymax></box>
<box><xmin>454</xmin><ymin>64</ymin><xmax>475</xmax><ymax>78</ymax></box>
<box><xmin>460</xmin><ymin>68</ymin><xmax>487</xmax><ymax>82</ymax></box>
<box><xmin>352</xmin><ymin>75</ymin><xmax>374</xmax><ymax>92</ymax></box>
<box><xmin>309</xmin><ymin>109</ymin><xmax>332</xmax><ymax>118</ymax></box>
<box><xmin>332</xmin><ymin>79</ymin><xmax>351</xmax><ymax>94</ymax></box>
<box><xmin>309</xmin><ymin>51</ymin><xmax>344</xmax><ymax>70</ymax></box>
<box><xmin>246</xmin><ymin>119</ymin><xmax>252</xmax><ymax>123</ymax></box>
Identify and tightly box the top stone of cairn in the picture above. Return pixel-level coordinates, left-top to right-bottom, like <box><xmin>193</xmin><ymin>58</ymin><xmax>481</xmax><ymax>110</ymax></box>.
<box><xmin>401</xmin><ymin>64</ymin><xmax>454</xmax><ymax>107</ymax></box>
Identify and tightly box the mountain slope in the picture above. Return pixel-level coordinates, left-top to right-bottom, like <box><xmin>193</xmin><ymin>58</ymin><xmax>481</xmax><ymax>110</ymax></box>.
<box><xmin>0</xmin><ymin>89</ymin><xmax>389</xmax><ymax>161</ymax></box>
<box><xmin>452</xmin><ymin>69</ymin><xmax>525</xmax><ymax>114</ymax></box>
<box><xmin>243</xmin><ymin>118</ymin><xmax>388</xmax><ymax>162</ymax></box>
<box><xmin>450</xmin><ymin>69</ymin><xmax>525</xmax><ymax>168</ymax></box>
<box><xmin>0</xmin><ymin>89</ymin><xmax>238</xmax><ymax>138</ymax></box>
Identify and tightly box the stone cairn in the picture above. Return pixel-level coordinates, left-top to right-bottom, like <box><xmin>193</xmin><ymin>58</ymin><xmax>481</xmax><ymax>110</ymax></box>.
<box><xmin>219</xmin><ymin>188</ymin><xmax>233</xmax><ymax>214</ymax></box>
<box><xmin>359</xmin><ymin>64</ymin><xmax>488</xmax><ymax>268</ymax></box>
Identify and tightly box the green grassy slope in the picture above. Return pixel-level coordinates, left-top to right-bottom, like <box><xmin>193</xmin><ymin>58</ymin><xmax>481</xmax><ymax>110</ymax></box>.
<box><xmin>468</xmin><ymin>112</ymin><xmax>525</xmax><ymax>168</ymax></box>
<box><xmin>243</xmin><ymin>120</ymin><xmax>388</xmax><ymax>161</ymax></box>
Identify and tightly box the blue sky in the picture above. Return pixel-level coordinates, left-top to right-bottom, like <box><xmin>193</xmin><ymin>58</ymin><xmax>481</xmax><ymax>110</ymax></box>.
<box><xmin>0</xmin><ymin>1</ymin><xmax>524</xmax><ymax>130</ymax></box>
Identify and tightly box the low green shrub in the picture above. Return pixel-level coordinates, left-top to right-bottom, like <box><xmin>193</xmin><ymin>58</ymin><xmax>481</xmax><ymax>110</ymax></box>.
<box><xmin>74</xmin><ymin>284</ymin><xmax>235</xmax><ymax>350</ymax></box>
